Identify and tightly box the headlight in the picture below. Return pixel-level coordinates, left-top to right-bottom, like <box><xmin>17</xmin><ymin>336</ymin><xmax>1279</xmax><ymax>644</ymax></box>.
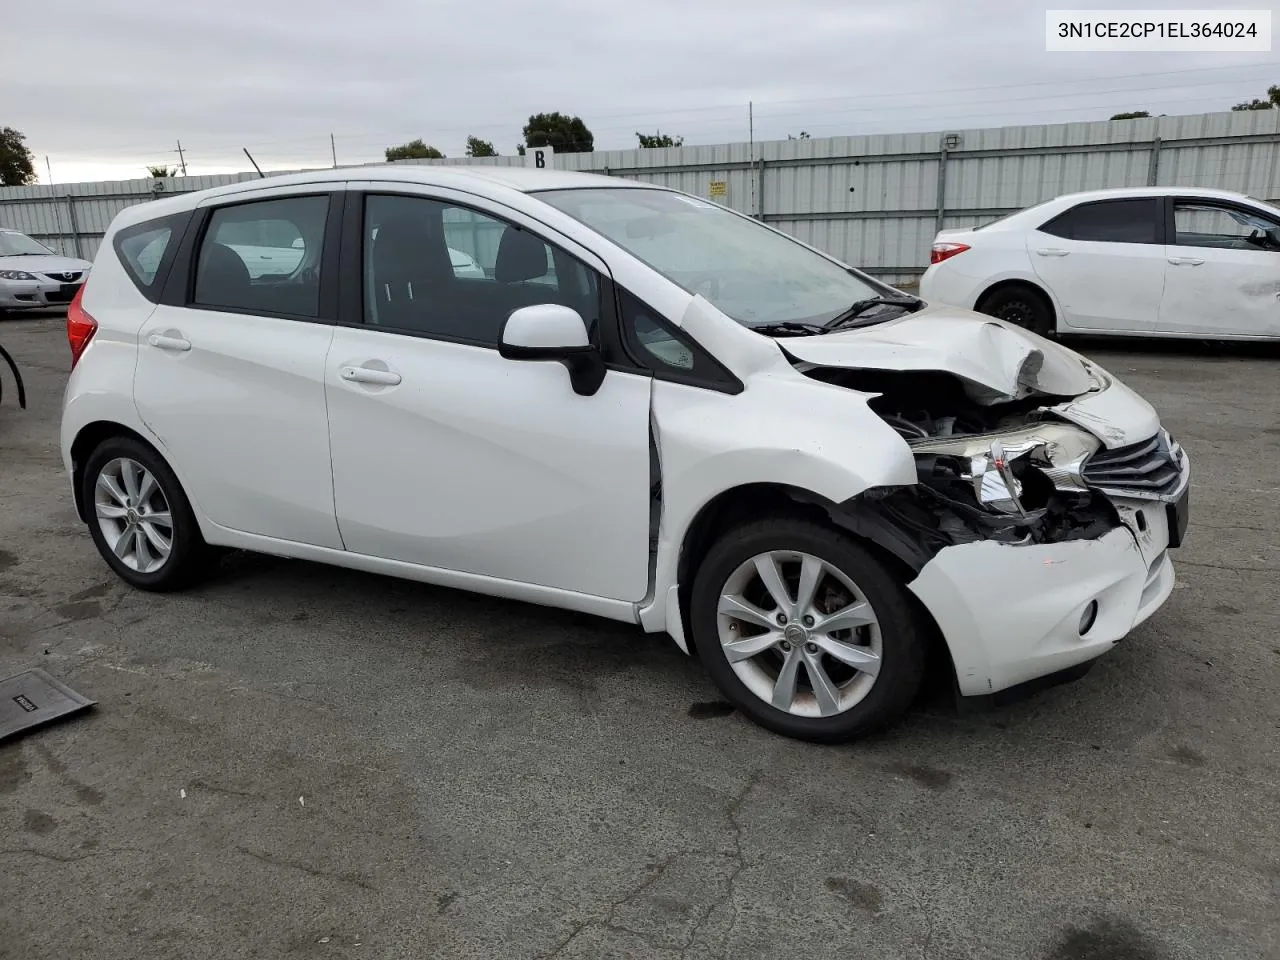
<box><xmin>0</xmin><ymin>270</ymin><xmax>36</xmax><ymax>281</ymax></box>
<box><xmin>910</xmin><ymin>423</ymin><xmax>1102</xmax><ymax>514</ymax></box>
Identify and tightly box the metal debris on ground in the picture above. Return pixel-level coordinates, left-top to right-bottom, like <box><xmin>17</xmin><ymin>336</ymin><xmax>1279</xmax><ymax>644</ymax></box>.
<box><xmin>0</xmin><ymin>339</ymin><xmax>27</xmax><ymax>409</ymax></box>
<box><xmin>0</xmin><ymin>668</ymin><xmax>95</xmax><ymax>741</ymax></box>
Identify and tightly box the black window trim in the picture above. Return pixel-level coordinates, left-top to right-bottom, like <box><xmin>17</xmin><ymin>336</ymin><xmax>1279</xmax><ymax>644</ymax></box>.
<box><xmin>113</xmin><ymin>210</ymin><xmax>194</xmax><ymax>302</ymax></box>
<box><xmin>1038</xmin><ymin>196</ymin><xmax>1166</xmax><ymax>245</ymax></box>
<box><xmin>613</xmin><ymin>287</ymin><xmax>744</xmax><ymax>395</ymax></box>
<box><xmin>160</xmin><ymin>190</ymin><xmax>344</xmax><ymax>324</ymax></box>
<box><xmin>1165</xmin><ymin>195</ymin><xmax>1280</xmax><ymax>249</ymax></box>
<box><xmin>341</xmin><ymin>188</ymin><xmax>615</xmax><ymax>353</ymax></box>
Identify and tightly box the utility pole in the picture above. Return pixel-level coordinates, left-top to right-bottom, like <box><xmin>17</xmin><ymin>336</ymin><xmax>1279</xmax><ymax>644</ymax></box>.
<box><xmin>45</xmin><ymin>155</ymin><xmax>54</xmax><ymax>185</ymax></box>
<box><xmin>330</xmin><ymin>133</ymin><xmax>338</xmax><ymax>168</ymax></box>
<box><xmin>175</xmin><ymin>140</ymin><xmax>188</xmax><ymax>176</ymax></box>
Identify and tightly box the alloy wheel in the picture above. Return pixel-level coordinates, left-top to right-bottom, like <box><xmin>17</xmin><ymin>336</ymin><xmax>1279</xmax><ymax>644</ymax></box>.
<box><xmin>716</xmin><ymin>550</ymin><xmax>883</xmax><ymax>718</ymax></box>
<box><xmin>94</xmin><ymin>457</ymin><xmax>174</xmax><ymax>573</ymax></box>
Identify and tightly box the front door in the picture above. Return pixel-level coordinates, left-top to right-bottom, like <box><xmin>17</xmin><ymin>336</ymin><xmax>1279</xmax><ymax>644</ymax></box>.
<box><xmin>1157</xmin><ymin>198</ymin><xmax>1280</xmax><ymax>337</ymax></box>
<box><xmin>135</xmin><ymin>190</ymin><xmax>344</xmax><ymax>548</ymax></box>
<box><xmin>1028</xmin><ymin>196</ymin><xmax>1167</xmax><ymax>333</ymax></box>
<box><xmin>324</xmin><ymin>188</ymin><xmax>653</xmax><ymax>602</ymax></box>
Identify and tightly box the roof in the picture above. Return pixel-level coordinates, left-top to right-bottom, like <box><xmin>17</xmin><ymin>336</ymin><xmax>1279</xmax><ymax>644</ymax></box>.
<box><xmin>109</xmin><ymin>163</ymin><xmax>653</xmax><ymax>231</ymax></box>
<box><xmin>1051</xmin><ymin>185</ymin><xmax>1251</xmax><ymax>202</ymax></box>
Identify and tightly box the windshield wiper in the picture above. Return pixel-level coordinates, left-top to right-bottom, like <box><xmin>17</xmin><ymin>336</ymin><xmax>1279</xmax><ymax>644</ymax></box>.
<box><xmin>750</xmin><ymin>320</ymin><xmax>830</xmax><ymax>337</ymax></box>
<box><xmin>824</xmin><ymin>295</ymin><xmax>924</xmax><ymax>330</ymax></box>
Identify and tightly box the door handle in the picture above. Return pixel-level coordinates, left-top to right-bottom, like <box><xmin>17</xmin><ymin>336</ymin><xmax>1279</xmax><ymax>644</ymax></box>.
<box><xmin>147</xmin><ymin>333</ymin><xmax>191</xmax><ymax>352</ymax></box>
<box><xmin>1168</xmin><ymin>257</ymin><xmax>1205</xmax><ymax>266</ymax></box>
<box><xmin>340</xmin><ymin>365</ymin><xmax>402</xmax><ymax>386</ymax></box>
<box><xmin>1034</xmin><ymin>248</ymin><xmax>1070</xmax><ymax>257</ymax></box>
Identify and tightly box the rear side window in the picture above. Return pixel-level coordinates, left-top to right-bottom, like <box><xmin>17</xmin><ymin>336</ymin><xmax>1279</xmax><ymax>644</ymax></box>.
<box><xmin>113</xmin><ymin>214</ymin><xmax>189</xmax><ymax>300</ymax></box>
<box><xmin>1039</xmin><ymin>199</ymin><xmax>1161</xmax><ymax>244</ymax></box>
<box><xmin>193</xmin><ymin>195</ymin><xmax>330</xmax><ymax>318</ymax></box>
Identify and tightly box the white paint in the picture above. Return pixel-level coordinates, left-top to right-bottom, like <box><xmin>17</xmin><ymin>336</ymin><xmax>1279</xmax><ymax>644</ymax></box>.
<box><xmin>62</xmin><ymin>165</ymin><xmax>1191</xmax><ymax>717</ymax></box>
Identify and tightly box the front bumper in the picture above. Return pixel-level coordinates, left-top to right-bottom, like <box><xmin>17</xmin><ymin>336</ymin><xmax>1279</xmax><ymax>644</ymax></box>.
<box><xmin>0</xmin><ymin>277</ymin><xmax>85</xmax><ymax>309</ymax></box>
<box><xmin>908</xmin><ymin>459</ymin><xmax>1188</xmax><ymax>698</ymax></box>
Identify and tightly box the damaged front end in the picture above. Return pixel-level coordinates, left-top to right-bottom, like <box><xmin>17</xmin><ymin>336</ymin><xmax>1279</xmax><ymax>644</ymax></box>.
<box><xmin>802</xmin><ymin>365</ymin><xmax>1131</xmax><ymax>568</ymax></box>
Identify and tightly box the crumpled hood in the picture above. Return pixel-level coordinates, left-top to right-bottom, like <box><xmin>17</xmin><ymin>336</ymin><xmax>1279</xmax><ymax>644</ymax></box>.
<box><xmin>781</xmin><ymin>304</ymin><xmax>1094</xmax><ymax>404</ymax></box>
<box><xmin>0</xmin><ymin>254</ymin><xmax>93</xmax><ymax>275</ymax></box>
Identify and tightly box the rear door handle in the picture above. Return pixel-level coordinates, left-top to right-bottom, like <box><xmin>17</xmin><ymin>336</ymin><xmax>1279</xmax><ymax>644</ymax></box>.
<box><xmin>1034</xmin><ymin>248</ymin><xmax>1070</xmax><ymax>257</ymax></box>
<box><xmin>147</xmin><ymin>334</ymin><xmax>191</xmax><ymax>352</ymax></box>
<box><xmin>340</xmin><ymin>365</ymin><xmax>402</xmax><ymax>386</ymax></box>
<box><xmin>1168</xmin><ymin>257</ymin><xmax>1205</xmax><ymax>266</ymax></box>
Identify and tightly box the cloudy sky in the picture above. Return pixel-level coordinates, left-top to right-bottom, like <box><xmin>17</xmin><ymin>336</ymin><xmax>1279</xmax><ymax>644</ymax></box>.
<box><xmin>6</xmin><ymin>0</ymin><xmax>1280</xmax><ymax>183</ymax></box>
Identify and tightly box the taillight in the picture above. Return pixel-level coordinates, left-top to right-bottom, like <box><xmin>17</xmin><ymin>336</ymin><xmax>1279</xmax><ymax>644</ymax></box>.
<box><xmin>67</xmin><ymin>284</ymin><xmax>98</xmax><ymax>369</ymax></box>
<box><xmin>930</xmin><ymin>241</ymin><xmax>970</xmax><ymax>265</ymax></box>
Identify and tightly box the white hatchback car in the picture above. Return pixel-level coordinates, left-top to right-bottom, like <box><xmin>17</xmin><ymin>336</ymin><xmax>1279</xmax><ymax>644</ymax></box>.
<box><xmin>61</xmin><ymin>166</ymin><xmax>1191</xmax><ymax>742</ymax></box>
<box><xmin>920</xmin><ymin>186</ymin><xmax>1280</xmax><ymax>340</ymax></box>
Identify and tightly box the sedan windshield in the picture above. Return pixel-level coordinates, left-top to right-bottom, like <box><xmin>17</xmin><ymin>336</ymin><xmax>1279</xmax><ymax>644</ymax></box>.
<box><xmin>0</xmin><ymin>230</ymin><xmax>54</xmax><ymax>256</ymax></box>
<box><xmin>537</xmin><ymin>187</ymin><xmax>890</xmax><ymax>328</ymax></box>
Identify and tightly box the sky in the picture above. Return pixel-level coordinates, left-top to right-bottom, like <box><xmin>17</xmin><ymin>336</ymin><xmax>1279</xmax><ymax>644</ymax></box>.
<box><xmin>4</xmin><ymin>0</ymin><xmax>1280</xmax><ymax>184</ymax></box>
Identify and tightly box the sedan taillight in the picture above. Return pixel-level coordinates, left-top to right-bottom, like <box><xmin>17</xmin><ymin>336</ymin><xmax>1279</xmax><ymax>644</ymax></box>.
<box><xmin>67</xmin><ymin>284</ymin><xmax>98</xmax><ymax>369</ymax></box>
<box><xmin>930</xmin><ymin>241</ymin><xmax>971</xmax><ymax>265</ymax></box>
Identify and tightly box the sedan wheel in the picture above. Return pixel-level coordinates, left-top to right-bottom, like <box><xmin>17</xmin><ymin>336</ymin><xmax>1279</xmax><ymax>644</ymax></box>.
<box><xmin>691</xmin><ymin>517</ymin><xmax>926</xmax><ymax>743</ymax></box>
<box><xmin>94</xmin><ymin>458</ymin><xmax>174</xmax><ymax>573</ymax></box>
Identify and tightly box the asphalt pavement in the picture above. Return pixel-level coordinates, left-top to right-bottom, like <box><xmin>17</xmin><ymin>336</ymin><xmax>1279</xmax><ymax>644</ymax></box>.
<box><xmin>1</xmin><ymin>309</ymin><xmax>1277</xmax><ymax>960</ymax></box>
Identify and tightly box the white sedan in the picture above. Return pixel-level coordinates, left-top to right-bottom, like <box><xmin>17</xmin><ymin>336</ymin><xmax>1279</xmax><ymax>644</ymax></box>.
<box><xmin>60</xmin><ymin>165</ymin><xmax>1189</xmax><ymax>743</ymax></box>
<box><xmin>920</xmin><ymin>186</ymin><xmax>1280</xmax><ymax>340</ymax></box>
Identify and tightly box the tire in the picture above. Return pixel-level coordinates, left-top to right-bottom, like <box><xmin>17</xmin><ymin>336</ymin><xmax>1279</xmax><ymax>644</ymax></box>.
<box><xmin>82</xmin><ymin>436</ymin><xmax>216</xmax><ymax>591</ymax></box>
<box><xmin>976</xmin><ymin>284</ymin><xmax>1054</xmax><ymax>337</ymax></box>
<box><xmin>689</xmin><ymin>517</ymin><xmax>927</xmax><ymax>743</ymax></box>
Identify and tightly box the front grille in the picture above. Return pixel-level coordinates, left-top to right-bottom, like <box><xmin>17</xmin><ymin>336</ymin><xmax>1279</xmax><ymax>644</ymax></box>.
<box><xmin>39</xmin><ymin>271</ymin><xmax>82</xmax><ymax>283</ymax></box>
<box><xmin>1082</xmin><ymin>432</ymin><xmax>1184</xmax><ymax>498</ymax></box>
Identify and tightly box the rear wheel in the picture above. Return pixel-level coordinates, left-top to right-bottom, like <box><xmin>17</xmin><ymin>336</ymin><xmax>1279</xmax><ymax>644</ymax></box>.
<box><xmin>977</xmin><ymin>284</ymin><xmax>1054</xmax><ymax>337</ymax></box>
<box><xmin>689</xmin><ymin>517</ymin><xmax>926</xmax><ymax>743</ymax></box>
<box><xmin>82</xmin><ymin>436</ymin><xmax>216</xmax><ymax>591</ymax></box>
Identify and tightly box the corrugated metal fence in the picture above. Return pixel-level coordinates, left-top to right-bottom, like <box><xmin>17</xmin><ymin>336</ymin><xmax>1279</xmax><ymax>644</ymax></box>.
<box><xmin>5</xmin><ymin>109</ymin><xmax>1280</xmax><ymax>286</ymax></box>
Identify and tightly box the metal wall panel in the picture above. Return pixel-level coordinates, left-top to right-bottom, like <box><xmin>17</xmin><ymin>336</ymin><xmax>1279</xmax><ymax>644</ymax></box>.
<box><xmin>8</xmin><ymin>109</ymin><xmax>1280</xmax><ymax>279</ymax></box>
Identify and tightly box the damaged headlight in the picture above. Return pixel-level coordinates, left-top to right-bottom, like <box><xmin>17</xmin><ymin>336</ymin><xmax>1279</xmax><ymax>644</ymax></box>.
<box><xmin>909</xmin><ymin>423</ymin><xmax>1102</xmax><ymax>516</ymax></box>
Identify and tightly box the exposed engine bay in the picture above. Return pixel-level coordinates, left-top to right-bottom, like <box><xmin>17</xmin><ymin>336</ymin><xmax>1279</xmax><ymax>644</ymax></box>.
<box><xmin>802</xmin><ymin>366</ymin><xmax>1121</xmax><ymax>557</ymax></box>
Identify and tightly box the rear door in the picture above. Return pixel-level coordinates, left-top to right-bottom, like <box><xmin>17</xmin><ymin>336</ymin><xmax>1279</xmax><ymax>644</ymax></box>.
<box><xmin>1156</xmin><ymin>198</ymin><xmax>1280</xmax><ymax>337</ymax></box>
<box><xmin>136</xmin><ymin>187</ymin><xmax>345</xmax><ymax>548</ymax></box>
<box><xmin>1027</xmin><ymin>197</ymin><xmax>1167</xmax><ymax>333</ymax></box>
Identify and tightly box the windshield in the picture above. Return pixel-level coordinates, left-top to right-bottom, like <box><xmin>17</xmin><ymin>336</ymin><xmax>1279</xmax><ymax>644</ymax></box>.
<box><xmin>0</xmin><ymin>230</ymin><xmax>55</xmax><ymax>256</ymax></box>
<box><xmin>537</xmin><ymin>187</ymin><xmax>890</xmax><ymax>327</ymax></box>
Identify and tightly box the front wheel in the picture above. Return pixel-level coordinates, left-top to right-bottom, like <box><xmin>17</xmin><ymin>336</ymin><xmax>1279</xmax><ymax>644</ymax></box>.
<box><xmin>82</xmin><ymin>436</ymin><xmax>216</xmax><ymax>591</ymax></box>
<box><xmin>689</xmin><ymin>518</ymin><xmax>926</xmax><ymax>743</ymax></box>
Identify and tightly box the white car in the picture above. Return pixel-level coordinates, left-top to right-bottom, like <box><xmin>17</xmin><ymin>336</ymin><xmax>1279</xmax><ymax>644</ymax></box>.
<box><xmin>920</xmin><ymin>186</ymin><xmax>1280</xmax><ymax>340</ymax></box>
<box><xmin>59</xmin><ymin>166</ymin><xmax>1190</xmax><ymax>742</ymax></box>
<box><xmin>0</xmin><ymin>228</ymin><xmax>93</xmax><ymax>314</ymax></box>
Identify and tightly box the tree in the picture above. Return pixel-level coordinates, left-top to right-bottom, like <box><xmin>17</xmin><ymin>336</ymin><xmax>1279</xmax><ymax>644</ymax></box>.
<box><xmin>523</xmin><ymin>112</ymin><xmax>594</xmax><ymax>152</ymax></box>
<box><xmin>147</xmin><ymin>165</ymin><xmax>177</xmax><ymax>177</ymax></box>
<box><xmin>465</xmin><ymin>135</ymin><xmax>497</xmax><ymax>157</ymax></box>
<box><xmin>636</xmin><ymin>131</ymin><xmax>683</xmax><ymax>148</ymax></box>
<box><xmin>1232</xmin><ymin>98</ymin><xmax>1273</xmax><ymax>111</ymax></box>
<box><xmin>1270</xmin><ymin>84</ymin><xmax>1280</xmax><ymax>106</ymax></box>
<box><xmin>385</xmin><ymin>139</ymin><xmax>445</xmax><ymax>161</ymax></box>
<box><xmin>787</xmin><ymin>131</ymin><xmax>811</xmax><ymax>140</ymax></box>
<box><xmin>1109</xmin><ymin>111</ymin><xmax>1151</xmax><ymax>120</ymax></box>
<box><xmin>0</xmin><ymin>127</ymin><xmax>36</xmax><ymax>186</ymax></box>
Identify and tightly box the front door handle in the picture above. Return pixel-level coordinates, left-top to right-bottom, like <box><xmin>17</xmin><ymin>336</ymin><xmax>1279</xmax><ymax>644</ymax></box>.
<box><xmin>147</xmin><ymin>333</ymin><xmax>191</xmax><ymax>352</ymax></box>
<box><xmin>1168</xmin><ymin>257</ymin><xmax>1205</xmax><ymax>266</ymax></box>
<box><xmin>340</xmin><ymin>365</ymin><xmax>402</xmax><ymax>386</ymax></box>
<box><xmin>1034</xmin><ymin>248</ymin><xmax>1070</xmax><ymax>257</ymax></box>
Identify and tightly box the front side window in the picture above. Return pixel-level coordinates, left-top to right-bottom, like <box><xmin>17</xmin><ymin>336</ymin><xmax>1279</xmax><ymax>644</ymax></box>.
<box><xmin>0</xmin><ymin>230</ymin><xmax>55</xmax><ymax>257</ymax></box>
<box><xmin>362</xmin><ymin>194</ymin><xmax>600</xmax><ymax>347</ymax></box>
<box><xmin>1039</xmin><ymin>199</ymin><xmax>1160</xmax><ymax>244</ymax></box>
<box><xmin>1174</xmin><ymin>202</ymin><xmax>1280</xmax><ymax>250</ymax></box>
<box><xmin>193</xmin><ymin>195</ymin><xmax>329</xmax><ymax>317</ymax></box>
<box><xmin>537</xmin><ymin>188</ymin><xmax>888</xmax><ymax>329</ymax></box>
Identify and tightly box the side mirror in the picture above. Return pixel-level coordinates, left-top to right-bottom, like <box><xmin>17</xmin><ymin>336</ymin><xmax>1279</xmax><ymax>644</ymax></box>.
<box><xmin>499</xmin><ymin>304</ymin><xmax>605</xmax><ymax>397</ymax></box>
